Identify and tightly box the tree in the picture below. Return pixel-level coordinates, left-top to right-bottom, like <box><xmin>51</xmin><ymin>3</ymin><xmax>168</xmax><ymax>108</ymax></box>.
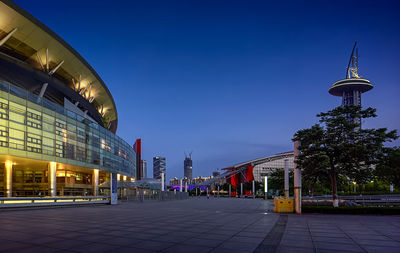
<box><xmin>294</xmin><ymin>105</ymin><xmax>397</xmax><ymax>207</ymax></box>
<box><xmin>375</xmin><ymin>147</ymin><xmax>400</xmax><ymax>189</ymax></box>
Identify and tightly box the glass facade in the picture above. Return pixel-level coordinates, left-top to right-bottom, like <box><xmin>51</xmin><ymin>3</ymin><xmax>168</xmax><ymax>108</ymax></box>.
<box><xmin>0</xmin><ymin>79</ymin><xmax>136</xmax><ymax>178</ymax></box>
<box><xmin>253</xmin><ymin>154</ymin><xmax>294</xmax><ymax>182</ymax></box>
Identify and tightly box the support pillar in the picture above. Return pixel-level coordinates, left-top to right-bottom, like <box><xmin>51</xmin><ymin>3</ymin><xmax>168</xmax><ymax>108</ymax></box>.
<box><xmin>264</xmin><ymin>176</ymin><xmax>268</xmax><ymax>200</ymax></box>
<box><xmin>49</xmin><ymin>162</ymin><xmax>57</xmax><ymax>197</ymax></box>
<box><xmin>229</xmin><ymin>184</ymin><xmax>231</xmax><ymax>197</ymax></box>
<box><xmin>240</xmin><ymin>183</ymin><xmax>243</xmax><ymax>197</ymax></box>
<box><xmin>185</xmin><ymin>181</ymin><xmax>188</xmax><ymax>192</ymax></box>
<box><xmin>110</xmin><ymin>173</ymin><xmax>118</xmax><ymax>205</ymax></box>
<box><xmin>218</xmin><ymin>185</ymin><xmax>220</xmax><ymax>197</ymax></box>
<box><xmin>252</xmin><ymin>180</ymin><xmax>255</xmax><ymax>199</ymax></box>
<box><xmin>93</xmin><ymin>169</ymin><xmax>99</xmax><ymax>196</ymax></box>
<box><xmin>161</xmin><ymin>172</ymin><xmax>165</xmax><ymax>191</ymax></box>
<box><xmin>180</xmin><ymin>179</ymin><xmax>183</xmax><ymax>192</ymax></box>
<box><xmin>294</xmin><ymin>139</ymin><xmax>302</xmax><ymax>214</ymax></box>
<box><xmin>284</xmin><ymin>159</ymin><xmax>289</xmax><ymax>198</ymax></box>
<box><xmin>390</xmin><ymin>184</ymin><xmax>394</xmax><ymax>193</ymax></box>
<box><xmin>5</xmin><ymin>161</ymin><xmax>12</xmax><ymax>197</ymax></box>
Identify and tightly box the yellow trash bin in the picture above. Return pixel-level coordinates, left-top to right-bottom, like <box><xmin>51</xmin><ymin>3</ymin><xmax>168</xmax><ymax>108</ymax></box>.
<box><xmin>273</xmin><ymin>197</ymin><xmax>294</xmax><ymax>213</ymax></box>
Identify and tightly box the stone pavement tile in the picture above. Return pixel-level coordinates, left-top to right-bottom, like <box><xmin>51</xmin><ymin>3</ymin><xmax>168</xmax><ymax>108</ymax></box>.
<box><xmin>52</xmin><ymin>231</ymin><xmax>88</xmax><ymax>240</ymax></box>
<box><xmin>355</xmin><ymin>239</ymin><xmax>400</xmax><ymax>247</ymax></box>
<box><xmin>110</xmin><ymin>246</ymin><xmax>157</xmax><ymax>253</ymax></box>
<box><xmin>276</xmin><ymin>245</ymin><xmax>315</xmax><ymax>253</ymax></box>
<box><xmin>208</xmin><ymin>229</ymin><xmax>239</xmax><ymax>236</ymax></box>
<box><xmin>209</xmin><ymin>247</ymin><xmax>250</xmax><ymax>253</ymax></box>
<box><xmin>69</xmin><ymin>243</ymin><xmax>121</xmax><ymax>253</ymax></box>
<box><xmin>236</xmin><ymin>231</ymin><xmax>268</xmax><ymax>238</ymax></box>
<box><xmin>75</xmin><ymin>234</ymin><xmax>110</xmax><ymax>242</ymax></box>
<box><xmin>150</xmin><ymin>235</ymin><xmax>191</xmax><ymax>243</ymax></box>
<box><xmin>363</xmin><ymin>245</ymin><xmax>400</xmax><ymax>253</ymax></box>
<box><xmin>182</xmin><ymin>237</ymin><xmax>222</xmax><ymax>247</ymax></box>
<box><xmin>316</xmin><ymin>250</ymin><xmax>359</xmax><ymax>253</ymax></box>
<box><xmin>280</xmin><ymin>238</ymin><xmax>314</xmax><ymax>248</ymax></box>
<box><xmin>312</xmin><ymin>236</ymin><xmax>354</xmax><ymax>244</ymax></box>
<box><xmin>46</xmin><ymin>239</ymin><xmax>92</xmax><ymax>250</ymax></box>
<box><xmin>161</xmin><ymin>244</ymin><xmax>213</xmax><ymax>253</ymax></box>
<box><xmin>9</xmin><ymin>246</ymin><xmax>60</xmax><ymax>253</ymax></box>
<box><xmin>281</xmin><ymin>235</ymin><xmax>312</xmax><ymax>241</ymax></box>
<box><xmin>127</xmin><ymin>233</ymin><xmax>156</xmax><ymax>240</ymax></box>
<box><xmin>133</xmin><ymin>240</ymin><xmax>175</xmax><ymax>251</ymax></box>
<box><xmin>0</xmin><ymin>240</ymin><xmax>32</xmax><ymax>252</ymax></box>
<box><xmin>0</xmin><ymin>231</ymin><xmax>36</xmax><ymax>241</ymax></box>
<box><xmin>310</xmin><ymin>232</ymin><xmax>349</xmax><ymax>238</ymax></box>
<box><xmin>227</xmin><ymin>235</ymin><xmax>264</xmax><ymax>244</ymax></box>
<box><xmin>314</xmin><ymin>241</ymin><xmax>364</xmax><ymax>252</ymax></box>
<box><xmin>218</xmin><ymin>241</ymin><xmax>259</xmax><ymax>252</ymax></box>
<box><xmin>348</xmin><ymin>234</ymin><xmax>390</xmax><ymax>240</ymax></box>
<box><xmin>30</xmin><ymin>236</ymin><xmax>68</xmax><ymax>246</ymax></box>
<box><xmin>102</xmin><ymin>237</ymin><xmax>141</xmax><ymax>246</ymax></box>
<box><xmin>197</xmin><ymin>233</ymin><xmax>232</xmax><ymax>241</ymax></box>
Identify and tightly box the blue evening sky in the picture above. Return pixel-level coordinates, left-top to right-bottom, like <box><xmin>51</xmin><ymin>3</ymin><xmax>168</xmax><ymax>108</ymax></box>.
<box><xmin>14</xmin><ymin>0</ymin><xmax>400</xmax><ymax>181</ymax></box>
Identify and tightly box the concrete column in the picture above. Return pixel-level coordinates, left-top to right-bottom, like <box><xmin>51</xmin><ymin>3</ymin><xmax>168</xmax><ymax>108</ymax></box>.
<box><xmin>110</xmin><ymin>173</ymin><xmax>118</xmax><ymax>205</ymax></box>
<box><xmin>161</xmin><ymin>172</ymin><xmax>165</xmax><ymax>191</ymax></box>
<box><xmin>185</xmin><ymin>181</ymin><xmax>188</xmax><ymax>192</ymax></box>
<box><xmin>264</xmin><ymin>176</ymin><xmax>268</xmax><ymax>200</ymax></box>
<box><xmin>180</xmin><ymin>179</ymin><xmax>183</xmax><ymax>192</ymax></box>
<box><xmin>252</xmin><ymin>180</ymin><xmax>255</xmax><ymax>199</ymax></box>
<box><xmin>294</xmin><ymin>139</ymin><xmax>302</xmax><ymax>214</ymax></box>
<box><xmin>49</xmin><ymin>162</ymin><xmax>57</xmax><ymax>197</ymax></box>
<box><xmin>229</xmin><ymin>184</ymin><xmax>231</xmax><ymax>197</ymax></box>
<box><xmin>123</xmin><ymin>175</ymin><xmax>127</xmax><ymax>181</ymax></box>
<box><xmin>284</xmin><ymin>159</ymin><xmax>289</xmax><ymax>198</ymax></box>
<box><xmin>93</xmin><ymin>169</ymin><xmax>99</xmax><ymax>196</ymax></box>
<box><xmin>218</xmin><ymin>185</ymin><xmax>220</xmax><ymax>197</ymax></box>
<box><xmin>240</xmin><ymin>183</ymin><xmax>243</xmax><ymax>197</ymax></box>
<box><xmin>390</xmin><ymin>184</ymin><xmax>393</xmax><ymax>193</ymax></box>
<box><xmin>5</xmin><ymin>161</ymin><xmax>13</xmax><ymax>197</ymax></box>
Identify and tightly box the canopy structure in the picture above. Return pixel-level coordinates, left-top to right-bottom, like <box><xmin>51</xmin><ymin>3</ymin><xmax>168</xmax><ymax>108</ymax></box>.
<box><xmin>0</xmin><ymin>0</ymin><xmax>118</xmax><ymax>132</ymax></box>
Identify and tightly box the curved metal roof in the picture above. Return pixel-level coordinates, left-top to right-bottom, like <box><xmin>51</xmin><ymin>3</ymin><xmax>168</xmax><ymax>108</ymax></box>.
<box><xmin>0</xmin><ymin>0</ymin><xmax>118</xmax><ymax>132</ymax></box>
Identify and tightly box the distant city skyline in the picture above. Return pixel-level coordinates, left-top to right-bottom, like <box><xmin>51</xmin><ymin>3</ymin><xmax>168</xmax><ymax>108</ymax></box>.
<box><xmin>14</xmin><ymin>0</ymin><xmax>400</xmax><ymax>181</ymax></box>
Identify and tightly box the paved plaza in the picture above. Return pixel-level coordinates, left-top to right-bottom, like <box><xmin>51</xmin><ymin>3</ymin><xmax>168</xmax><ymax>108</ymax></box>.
<box><xmin>0</xmin><ymin>198</ymin><xmax>399</xmax><ymax>253</ymax></box>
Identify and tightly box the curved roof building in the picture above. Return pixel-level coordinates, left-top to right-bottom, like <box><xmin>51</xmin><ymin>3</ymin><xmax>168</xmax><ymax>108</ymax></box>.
<box><xmin>0</xmin><ymin>0</ymin><xmax>136</xmax><ymax>198</ymax></box>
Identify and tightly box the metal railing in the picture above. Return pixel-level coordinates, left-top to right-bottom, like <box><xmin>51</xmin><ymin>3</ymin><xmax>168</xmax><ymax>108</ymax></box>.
<box><xmin>302</xmin><ymin>194</ymin><xmax>400</xmax><ymax>207</ymax></box>
<box><xmin>121</xmin><ymin>190</ymin><xmax>189</xmax><ymax>202</ymax></box>
<box><xmin>0</xmin><ymin>196</ymin><xmax>110</xmax><ymax>207</ymax></box>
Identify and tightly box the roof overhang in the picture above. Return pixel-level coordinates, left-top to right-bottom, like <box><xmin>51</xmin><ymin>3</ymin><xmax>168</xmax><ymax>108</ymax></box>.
<box><xmin>0</xmin><ymin>0</ymin><xmax>118</xmax><ymax>132</ymax></box>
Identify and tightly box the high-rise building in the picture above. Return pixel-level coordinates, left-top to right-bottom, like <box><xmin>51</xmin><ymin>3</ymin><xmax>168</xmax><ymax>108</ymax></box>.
<box><xmin>329</xmin><ymin>42</ymin><xmax>373</xmax><ymax>124</ymax></box>
<box><xmin>142</xmin><ymin>160</ymin><xmax>147</xmax><ymax>178</ymax></box>
<box><xmin>184</xmin><ymin>153</ymin><xmax>193</xmax><ymax>180</ymax></box>
<box><xmin>0</xmin><ymin>0</ymin><xmax>137</xmax><ymax>198</ymax></box>
<box><xmin>153</xmin><ymin>156</ymin><xmax>166</xmax><ymax>185</ymax></box>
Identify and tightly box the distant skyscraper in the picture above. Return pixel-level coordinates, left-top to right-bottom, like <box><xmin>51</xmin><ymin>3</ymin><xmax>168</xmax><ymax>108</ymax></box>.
<box><xmin>153</xmin><ymin>156</ymin><xmax>166</xmax><ymax>186</ymax></box>
<box><xmin>184</xmin><ymin>153</ymin><xmax>193</xmax><ymax>180</ymax></box>
<box><xmin>142</xmin><ymin>160</ymin><xmax>147</xmax><ymax>178</ymax></box>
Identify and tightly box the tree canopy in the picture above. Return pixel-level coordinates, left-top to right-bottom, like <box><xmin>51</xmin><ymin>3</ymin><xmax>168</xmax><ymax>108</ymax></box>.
<box><xmin>294</xmin><ymin>105</ymin><xmax>397</xmax><ymax>207</ymax></box>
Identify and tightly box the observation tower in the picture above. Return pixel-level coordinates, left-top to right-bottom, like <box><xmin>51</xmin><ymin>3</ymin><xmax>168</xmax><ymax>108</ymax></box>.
<box><xmin>329</xmin><ymin>42</ymin><xmax>373</xmax><ymax>107</ymax></box>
